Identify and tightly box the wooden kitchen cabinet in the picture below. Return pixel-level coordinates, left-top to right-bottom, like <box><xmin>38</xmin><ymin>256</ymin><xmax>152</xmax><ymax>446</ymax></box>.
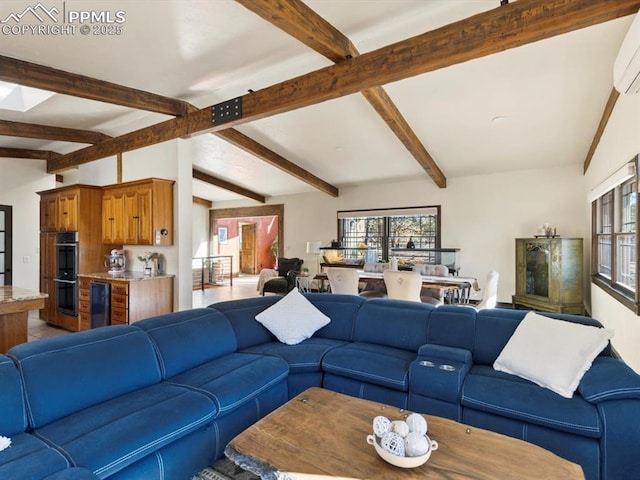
<box><xmin>40</xmin><ymin>195</ymin><xmax>58</xmax><ymax>232</ymax></box>
<box><xmin>110</xmin><ymin>277</ymin><xmax>175</xmax><ymax>324</ymax></box>
<box><xmin>57</xmin><ymin>192</ymin><xmax>78</xmax><ymax>231</ymax></box>
<box><xmin>78</xmin><ymin>277</ymin><xmax>91</xmax><ymax>331</ymax></box>
<box><xmin>102</xmin><ymin>192</ymin><xmax>125</xmax><ymax>245</ymax></box>
<box><xmin>39</xmin><ymin>232</ymin><xmax>57</xmax><ymax>324</ymax></box>
<box><xmin>76</xmin><ymin>275</ymin><xmax>174</xmax><ymax>330</ymax></box>
<box><xmin>102</xmin><ymin>178</ymin><xmax>174</xmax><ymax>246</ymax></box>
<box><xmin>38</xmin><ymin>185</ymin><xmax>108</xmax><ymax>330</ymax></box>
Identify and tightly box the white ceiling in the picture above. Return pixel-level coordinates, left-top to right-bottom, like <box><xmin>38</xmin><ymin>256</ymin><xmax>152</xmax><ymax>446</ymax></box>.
<box><xmin>0</xmin><ymin>1</ymin><xmax>634</xmax><ymax>201</ymax></box>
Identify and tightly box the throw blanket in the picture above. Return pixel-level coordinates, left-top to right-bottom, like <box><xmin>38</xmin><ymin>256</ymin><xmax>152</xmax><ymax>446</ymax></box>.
<box><xmin>257</xmin><ymin>269</ymin><xmax>277</xmax><ymax>294</ymax></box>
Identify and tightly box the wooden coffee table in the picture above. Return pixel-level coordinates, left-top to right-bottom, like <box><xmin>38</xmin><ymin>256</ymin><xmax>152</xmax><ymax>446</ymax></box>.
<box><xmin>225</xmin><ymin>388</ymin><xmax>584</xmax><ymax>479</ymax></box>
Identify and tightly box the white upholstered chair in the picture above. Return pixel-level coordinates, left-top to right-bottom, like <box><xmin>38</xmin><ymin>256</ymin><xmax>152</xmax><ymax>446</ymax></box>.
<box><xmin>413</xmin><ymin>264</ymin><xmax>448</xmax><ymax>305</ymax></box>
<box><xmin>383</xmin><ymin>270</ymin><xmax>423</xmax><ymax>302</ymax></box>
<box><xmin>359</xmin><ymin>262</ymin><xmax>390</xmax><ymax>298</ymax></box>
<box><xmin>475</xmin><ymin>270</ymin><xmax>499</xmax><ymax>310</ymax></box>
<box><xmin>326</xmin><ymin>267</ymin><xmax>360</xmax><ymax>295</ymax></box>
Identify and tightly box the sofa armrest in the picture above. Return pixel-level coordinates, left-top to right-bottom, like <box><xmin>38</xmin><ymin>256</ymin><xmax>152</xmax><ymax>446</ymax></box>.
<box><xmin>578</xmin><ymin>357</ymin><xmax>640</xmax><ymax>403</ymax></box>
<box><xmin>416</xmin><ymin>343</ymin><xmax>472</xmax><ymax>364</ymax></box>
<box><xmin>409</xmin><ymin>344</ymin><xmax>472</xmax><ymax>403</ymax></box>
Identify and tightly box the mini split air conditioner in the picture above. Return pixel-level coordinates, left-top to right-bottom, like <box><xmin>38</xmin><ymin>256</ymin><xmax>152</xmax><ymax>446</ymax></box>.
<box><xmin>614</xmin><ymin>9</ymin><xmax>640</xmax><ymax>94</ymax></box>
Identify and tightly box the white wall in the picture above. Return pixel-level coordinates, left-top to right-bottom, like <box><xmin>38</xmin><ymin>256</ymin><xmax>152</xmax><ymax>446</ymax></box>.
<box><xmin>215</xmin><ymin>163</ymin><xmax>586</xmax><ymax>305</ymax></box>
<box><xmin>0</xmin><ymin>159</ymin><xmax>55</xmax><ymax>290</ymax></box>
<box><xmin>584</xmin><ymin>91</ymin><xmax>640</xmax><ymax>373</ymax></box>
<box><xmin>193</xmin><ymin>204</ymin><xmax>210</xmax><ymax>258</ymax></box>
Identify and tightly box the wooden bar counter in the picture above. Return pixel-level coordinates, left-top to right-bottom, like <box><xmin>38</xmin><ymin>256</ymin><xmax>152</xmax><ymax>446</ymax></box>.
<box><xmin>0</xmin><ymin>286</ymin><xmax>47</xmax><ymax>353</ymax></box>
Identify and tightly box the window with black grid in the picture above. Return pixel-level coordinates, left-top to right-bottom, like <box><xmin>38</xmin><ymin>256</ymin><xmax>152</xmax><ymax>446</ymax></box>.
<box><xmin>591</xmin><ymin>156</ymin><xmax>639</xmax><ymax>313</ymax></box>
<box><xmin>338</xmin><ymin>206</ymin><xmax>440</xmax><ymax>262</ymax></box>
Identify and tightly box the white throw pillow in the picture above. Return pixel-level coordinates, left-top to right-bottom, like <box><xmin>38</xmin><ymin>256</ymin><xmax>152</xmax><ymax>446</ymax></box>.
<box><xmin>255</xmin><ymin>288</ymin><xmax>331</xmax><ymax>345</ymax></box>
<box><xmin>493</xmin><ymin>311</ymin><xmax>613</xmax><ymax>398</ymax></box>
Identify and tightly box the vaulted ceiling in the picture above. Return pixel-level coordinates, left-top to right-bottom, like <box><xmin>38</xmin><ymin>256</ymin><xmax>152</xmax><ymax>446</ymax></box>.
<box><xmin>0</xmin><ymin>0</ymin><xmax>638</xmax><ymax>203</ymax></box>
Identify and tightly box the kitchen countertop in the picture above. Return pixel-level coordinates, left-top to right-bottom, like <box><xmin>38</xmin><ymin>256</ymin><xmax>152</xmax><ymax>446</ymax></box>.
<box><xmin>78</xmin><ymin>272</ymin><xmax>175</xmax><ymax>282</ymax></box>
<box><xmin>0</xmin><ymin>286</ymin><xmax>48</xmax><ymax>304</ymax></box>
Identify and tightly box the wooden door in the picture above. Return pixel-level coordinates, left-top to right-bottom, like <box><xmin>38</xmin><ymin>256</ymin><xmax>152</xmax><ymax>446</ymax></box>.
<box><xmin>240</xmin><ymin>223</ymin><xmax>256</xmax><ymax>274</ymax></box>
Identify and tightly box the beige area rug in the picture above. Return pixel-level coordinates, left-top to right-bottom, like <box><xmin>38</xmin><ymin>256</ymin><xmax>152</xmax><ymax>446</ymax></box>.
<box><xmin>192</xmin><ymin>457</ymin><xmax>259</xmax><ymax>480</ymax></box>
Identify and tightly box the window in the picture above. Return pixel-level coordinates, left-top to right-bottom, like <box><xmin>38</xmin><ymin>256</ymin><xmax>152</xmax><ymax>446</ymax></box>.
<box><xmin>337</xmin><ymin>206</ymin><xmax>440</xmax><ymax>261</ymax></box>
<box><xmin>591</xmin><ymin>157</ymin><xmax>639</xmax><ymax>313</ymax></box>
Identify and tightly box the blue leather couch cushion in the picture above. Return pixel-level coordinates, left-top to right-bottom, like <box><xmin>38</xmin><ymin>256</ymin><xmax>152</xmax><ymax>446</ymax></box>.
<box><xmin>0</xmin><ymin>354</ymin><xmax>26</xmax><ymax>435</ymax></box>
<box><xmin>209</xmin><ymin>296</ymin><xmax>281</xmax><ymax>349</ymax></box>
<box><xmin>303</xmin><ymin>293</ymin><xmax>364</xmax><ymax>341</ymax></box>
<box><xmin>166</xmin><ymin>352</ymin><xmax>289</xmax><ymax>418</ymax></box>
<box><xmin>461</xmin><ymin>366</ymin><xmax>602</xmax><ymax>438</ymax></box>
<box><xmin>578</xmin><ymin>356</ymin><xmax>640</xmax><ymax>402</ymax></box>
<box><xmin>43</xmin><ymin>467</ymin><xmax>101</xmax><ymax>479</ymax></box>
<box><xmin>322</xmin><ymin>342</ymin><xmax>417</xmax><ymax>391</ymax></box>
<box><xmin>0</xmin><ymin>432</ymin><xmax>70</xmax><ymax>480</ymax></box>
<box><xmin>241</xmin><ymin>337</ymin><xmax>347</xmax><ymax>374</ymax></box>
<box><xmin>135</xmin><ymin>308</ymin><xmax>237</xmax><ymax>379</ymax></box>
<box><xmin>34</xmin><ymin>382</ymin><xmax>217</xmax><ymax>478</ymax></box>
<box><xmin>353</xmin><ymin>298</ymin><xmax>432</xmax><ymax>350</ymax></box>
<box><xmin>9</xmin><ymin>325</ymin><xmax>161</xmax><ymax>429</ymax></box>
<box><xmin>427</xmin><ymin>305</ymin><xmax>476</xmax><ymax>351</ymax></box>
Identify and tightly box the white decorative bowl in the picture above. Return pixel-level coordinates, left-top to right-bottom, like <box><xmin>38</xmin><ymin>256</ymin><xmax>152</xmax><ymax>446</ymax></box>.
<box><xmin>366</xmin><ymin>434</ymin><xmax>438</xmax><ymax>468</ymax></box>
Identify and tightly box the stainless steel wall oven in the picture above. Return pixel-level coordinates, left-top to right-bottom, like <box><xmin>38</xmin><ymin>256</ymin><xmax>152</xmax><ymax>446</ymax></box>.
<box><xmin>54</xmin><ymin>231</ymin><xmax>78</xmax><ymax>316</ymax></box>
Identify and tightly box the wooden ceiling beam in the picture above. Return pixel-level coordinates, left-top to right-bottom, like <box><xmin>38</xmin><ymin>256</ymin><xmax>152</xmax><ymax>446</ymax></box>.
<box><xmin>235</xmin><ymin>0</ymin><xmax>358</xmax><ymax>62</ymax></box>
<box><xmin>236</xmin><ymin>0</ymin><xmax>446</xmax><ymax>187</ymax></box>
<box><xmin>214</xmin><ymin>129</ymin><xmax>339</xmax><ymax>197</ymax></box>
<box><xmin>193</xmin><ymin>196</ymin><xmax>213</xmax><ymax>208</ymax></box>
<box><xmin>7</xmin><ymin>54</ymin><xmax>338</xmax><ymax>198</ymax></box>
<box><xmin>0</xmin><ymin>55</ymin><xmax>190</xmax><ymax>116</ymax></box>
<box><xmin>47</xmin><ymin>115</ymin><xmax>189</xmax><ymax>172</ymax></box>
<box><xmin>583</xmin><ymin>88</ymin><xmax>620</xmax><ymax>174</ymax></box>
<box><xmin>0</xmin><ymin>147</ymin><xmax>60</xmax><ymax>160</ymax></box>
<box><xmin>193</xmin><ymin>168</ymin><xmax>266</xmax><ymax>203</ymax></box>
<box><xmin>50</xmin><ymin>0</ymin><xmax>640</xmax><ymax>170</ymax></box>
<box><xmin>0</xmin><ymin>119</ymin><xmax>110</xmax><ymax>144</ymax></box>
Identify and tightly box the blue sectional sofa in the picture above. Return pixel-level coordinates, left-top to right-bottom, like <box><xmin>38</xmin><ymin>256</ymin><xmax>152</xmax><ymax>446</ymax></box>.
<box><xmin>1</xmin><ymin>294</ymin><xmax>639</xmax><ymax>479</ymax></box>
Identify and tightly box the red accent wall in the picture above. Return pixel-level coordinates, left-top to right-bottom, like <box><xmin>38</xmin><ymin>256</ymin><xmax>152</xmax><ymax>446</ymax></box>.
<box><xmin>216</xmin><ymin>215</ymin><xmax>278</xmax><ymax>273</ymax></box>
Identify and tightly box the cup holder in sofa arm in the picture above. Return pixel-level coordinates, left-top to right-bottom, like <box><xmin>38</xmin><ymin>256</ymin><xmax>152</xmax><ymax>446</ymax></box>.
<box><xmin>409</xmin><ymin>344</ymin><xmax>472</xmax><ymax>421</ymax></box>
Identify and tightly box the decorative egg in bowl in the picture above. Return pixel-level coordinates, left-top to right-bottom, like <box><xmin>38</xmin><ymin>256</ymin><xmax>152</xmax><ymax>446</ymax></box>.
<box><xmin>366</xmin><ymin>433</ymin><xmax>438</xmax><ymax>468</ymax></box>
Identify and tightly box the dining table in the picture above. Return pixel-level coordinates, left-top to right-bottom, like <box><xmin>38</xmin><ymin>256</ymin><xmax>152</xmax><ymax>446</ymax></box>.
<box><xmin>314</xmin><ymin>270</ymin><xmax>478</xmax><ymax>303</ymax></box>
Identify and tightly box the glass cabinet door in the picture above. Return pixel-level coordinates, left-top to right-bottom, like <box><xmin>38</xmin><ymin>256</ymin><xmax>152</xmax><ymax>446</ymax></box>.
<box><xmin>525</xmin><ymin>241</ymin><xmax>550</xmax><ymax>298</ymax></box>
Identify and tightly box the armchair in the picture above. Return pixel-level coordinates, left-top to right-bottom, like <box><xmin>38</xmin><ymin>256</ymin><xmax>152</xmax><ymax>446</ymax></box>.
<box><xmin>262</xmin><ymin>257</ymin><xmax>303</xmax><ymax>295</ymax></box>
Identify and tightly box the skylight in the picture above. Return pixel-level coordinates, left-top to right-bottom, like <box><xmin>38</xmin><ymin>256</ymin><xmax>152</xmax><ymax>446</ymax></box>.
<box><xmin>0</xmin><ymin>81</ymin><xmax>55</xmax><ymax>112</ymax></box>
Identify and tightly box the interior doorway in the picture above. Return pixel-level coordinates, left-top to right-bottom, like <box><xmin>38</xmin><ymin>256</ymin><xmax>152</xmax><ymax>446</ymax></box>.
<box><xmin>240</xmin><ymin>223</ymin><xmax>257</xmax><ymax>274</ymax></box>
<box><xmin>0</xmin><ymin>205</ymin><xmax>13</xmax><ymax>285</ymax></box>
<box><xmin>210</xmin><ymin>204</ymin><xmax>284</xmax><ymax>277</ymax></box>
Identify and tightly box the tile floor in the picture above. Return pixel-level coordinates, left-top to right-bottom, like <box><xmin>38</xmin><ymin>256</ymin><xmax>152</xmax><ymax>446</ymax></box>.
<box><xmin>26</xmin><ymin>274</ymin><xmax>264</xmax><ymax>343</ymax></box>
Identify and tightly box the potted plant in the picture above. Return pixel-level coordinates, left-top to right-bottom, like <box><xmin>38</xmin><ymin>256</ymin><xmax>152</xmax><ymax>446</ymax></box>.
<box><xmin>137</xmin><ymin>251</ymin><xmax>158</xmax><ymax>276</ymax></box>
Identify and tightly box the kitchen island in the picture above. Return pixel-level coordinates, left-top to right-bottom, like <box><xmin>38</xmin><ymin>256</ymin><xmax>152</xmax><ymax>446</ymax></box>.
<box><xmin>0</xmin><ymin>286</ymin><xmax>47</xmax><ymax>353</ymax></box>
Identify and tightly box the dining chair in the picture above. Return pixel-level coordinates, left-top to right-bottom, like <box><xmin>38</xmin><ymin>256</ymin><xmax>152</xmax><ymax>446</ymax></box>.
<box><xmin>383</xmin><ymin>270</ymin><xmax>423</xmax><ymax>302</ymax></box>
<box><xmin>475</xmin><ymin>270</ymin><xmax>499</xmax><ymax>310</ymax></box>
<box><xmin>413</xmin><ymin>264</ymin><xmax>448</xmax><ymax>305</ymax></box>
<box><xmin>359</xmin><ymin>262</ymin><xmax>390</xmax><ymax>298</ymax></box>
<box><xmin>326</xmin><ymin>267</ymin><xmax>360</xmax><ymax>295</ymax></box>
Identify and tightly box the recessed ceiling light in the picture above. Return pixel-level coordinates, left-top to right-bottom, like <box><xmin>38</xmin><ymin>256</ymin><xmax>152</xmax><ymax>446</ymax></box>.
<box><xmin>0</xmin><ymin>80</ymin><xmax>55</xmax><ymax>112</ymax></box>
<box><xmin>335</xmin><ymin>146</ymin><xmax>345</xmax><ymax>152</ymax></box>
<box><xmin>491</xmin><ymin>115</ymin><xmax>508</xmax><ymax>124</ymax></box>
